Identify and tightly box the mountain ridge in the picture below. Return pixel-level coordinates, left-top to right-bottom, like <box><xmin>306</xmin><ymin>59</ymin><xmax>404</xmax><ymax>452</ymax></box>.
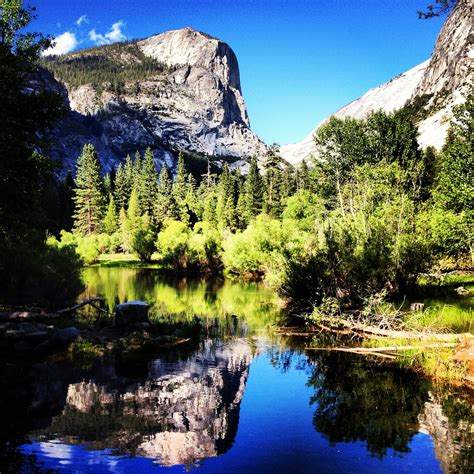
<box><xmin>280</xmin><ymin>1</ymin><xmax>473</xmax><ymax>164</ymax></box>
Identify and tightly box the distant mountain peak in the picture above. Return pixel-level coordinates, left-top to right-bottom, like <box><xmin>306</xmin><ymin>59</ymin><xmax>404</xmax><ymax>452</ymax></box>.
<box><xmin>280</xmin><ymin>1</ymin><xmax>473</xmax><ymax>164</ymax></box>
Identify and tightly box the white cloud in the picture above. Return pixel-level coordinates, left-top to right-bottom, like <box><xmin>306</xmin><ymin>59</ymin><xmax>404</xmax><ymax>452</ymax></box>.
<box><xmin>42</xmin><ymin>31</ymin><xmax>78</xmax><ymax>56</ymax></box>
<box><xmin>76</xmin><ymin>15</ymin><xmax>89</xmax><ymax>27</ymax></box>
<box><xmin>89</xmin><ymin>21</ymin><xmax>126</xmax><ymax>46</ymax></box>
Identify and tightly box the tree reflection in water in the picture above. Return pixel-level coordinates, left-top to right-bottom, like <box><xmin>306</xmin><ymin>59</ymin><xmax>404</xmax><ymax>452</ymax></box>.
<box><xmin>268</xmin><ymin>346</ymin><xmax>473</xmax><ymax>471</ymax></box>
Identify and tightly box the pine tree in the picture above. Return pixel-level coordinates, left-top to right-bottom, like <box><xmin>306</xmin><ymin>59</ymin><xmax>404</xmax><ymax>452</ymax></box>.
<box><xmin>124</xmin><ymin>154</ymin><xmax>134</xmax><ymax>199</ymax></box>
<box><xmin>297</xmin><ymin>159</ymin><xmax>310</xmax><ymax>191</ymax></box>
<box><xmin>104</xmin><ymin>173</ymin><xmax>112</xmax><ymax>197</ymax></box>
<box><xmin>281</xmin><ymin>164</ymin><xmax>296</xmax><ymax>202</ymax></box>
<box><xmin>216</xmin><ymin>164</ymin><xmax>237</xmax><ymax>230</ymax></box>
<box><xmin>127</xmin><ymin>187</ymin><xmax>141</xmax><ymax>231</ymax></box>
<box><xmin>132</xmin><ymin>150</ymin><xmax>142</xmax><ymax>191</ymax></box>
<box><xmin>138</xmin><ymin>147</ymin><xmax>158</xmax><ymax>217</ymax></box>
<box><xmin>114</xmin><ymin>163</ymin><xmax>127</xmax><ymax>210</ymax></box>
<box><xmin>262</xmin><ymin>146</ymin><xmax>285</xmax><ymax>216</ymax></box>
<box><xmin>103</xmin><ymin>193</ymin><xmax>119</xmax><ymax>235</ymax></box>
<box><xmin>155</xmin><ymin>164</ymin><xmax>176</xmax><ymax>224</ymax></box>
<box><xmin>173</xmin><ymin>152</ymin><xmax>190</xmax><ymax>223</ymax></box>
<box><xmin>243</xmin><ymin>156</ymin><xmax>263</xmax><ymax>221</ymax></box>
<box><xmin>73</xmin><ymin>144</ymin><xmax>105</xmax><ymax>235</ymax></box>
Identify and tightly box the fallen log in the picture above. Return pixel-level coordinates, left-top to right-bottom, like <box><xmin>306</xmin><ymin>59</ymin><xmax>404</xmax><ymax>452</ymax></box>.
<box><xmin>316</xmin><ymin>316</ymin><xmax>463</xmax><ymax>342</ymax></box>
<box><xmin>305</xmin><ymin>343</ymin><xmax>458</xmax><ymax>355</ymax></box>
<box><xmin>57</xmin><ymin>297</ymin><xmax>104</xmax><ymax>315</ymax></box>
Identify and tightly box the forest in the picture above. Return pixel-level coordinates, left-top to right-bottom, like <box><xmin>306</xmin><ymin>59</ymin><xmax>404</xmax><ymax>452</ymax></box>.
<box><xmin>0</xmin><ymin>0</ymin><xmax>472</xmax><ymax>316</ymax></box>
<box><xmin>45</xmin><ymin>94</ymin><xmax>473</xmax><ymax>315</ymax></box>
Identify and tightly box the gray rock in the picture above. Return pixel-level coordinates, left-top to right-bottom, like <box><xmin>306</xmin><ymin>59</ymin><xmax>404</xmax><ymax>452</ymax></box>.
<box><xmin>115</xmin><ymin>301</ymin><xmax>150</xmax><ymax>327</ymax></box>
<box><xmin>56</xmin><ymin>327</ymin><xmax>81</xmax><ymax>344</ymax></box>
<box><xmin>280</xmin><ymin>2</ymin><xmax>472</xmax><ymax>163</ymax></box>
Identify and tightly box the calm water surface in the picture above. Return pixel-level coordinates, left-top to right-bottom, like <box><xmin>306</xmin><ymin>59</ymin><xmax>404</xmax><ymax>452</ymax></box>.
<box><xmin>1</xmin><ymin>268</ymin><xmax>472</xmax><ymax>473</ymax></box>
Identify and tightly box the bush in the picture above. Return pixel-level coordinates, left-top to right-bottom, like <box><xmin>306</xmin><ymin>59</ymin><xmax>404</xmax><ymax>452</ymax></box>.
<box><xmin>222</xmin><ymin>214</ymin><xmax>307</xmax><ymax>278</ymax></box>
<box><xmin>131</xmin><ymin>219</ymin><xmax>156</xmax><ymax>262</ymax></box>
<box><xmin>76</xmin><ymin>235</ymin><xmax>101</xmax><ymax>264</ymax></box>
<box><xmin>0</xmin><ymin>232</ymin><xmax>84</xmax><ymax>307</ymax></box>
<box><xmin>156</xmin><ymin>220</ymin><xmax>190</xmax><ymax>268</ymax></box>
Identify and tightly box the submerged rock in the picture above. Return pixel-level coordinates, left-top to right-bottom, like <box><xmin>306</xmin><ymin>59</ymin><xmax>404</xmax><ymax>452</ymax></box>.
<box><xmin>115</xmin><ymin>301</ymin><xmax>150</xmax><ymax>327</ymax></box>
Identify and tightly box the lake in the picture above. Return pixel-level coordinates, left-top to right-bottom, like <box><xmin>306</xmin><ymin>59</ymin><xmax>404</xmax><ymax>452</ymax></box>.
<box><xmin>1</xmin><ymin>268</ymin><xmax>472</xmax><ymax>473</ymax></box>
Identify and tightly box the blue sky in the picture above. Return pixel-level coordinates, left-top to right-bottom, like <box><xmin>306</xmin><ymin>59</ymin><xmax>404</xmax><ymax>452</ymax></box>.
<box><xmin>32</xmin><ymin>0</ymin><xmax>445</xmax><ymax>145</ymax></box>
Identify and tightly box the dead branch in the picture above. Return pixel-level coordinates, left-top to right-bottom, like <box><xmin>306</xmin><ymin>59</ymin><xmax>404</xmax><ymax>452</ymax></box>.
<box><xmin>57</xmin><ymin>297</ymin><xmax>104</xmax><ymax>315</ymax></box>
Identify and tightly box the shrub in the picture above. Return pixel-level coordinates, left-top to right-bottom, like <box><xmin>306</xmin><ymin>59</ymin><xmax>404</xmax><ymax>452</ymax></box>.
<box><xmin>156</xmin><ymin>220</ymin><xmax>190</xmax><ymax>268</ymax></box>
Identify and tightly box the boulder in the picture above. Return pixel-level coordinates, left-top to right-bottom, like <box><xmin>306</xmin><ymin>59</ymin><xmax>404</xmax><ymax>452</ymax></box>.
<box><xmin>115</xmin><ymin>301</ymin><xmax>149</xmax><ymax>327</ymax></box>
<box><xmin>56</xmin><ymin>326</ymin><xmax>81</xmax><ymax>344</ymax></box>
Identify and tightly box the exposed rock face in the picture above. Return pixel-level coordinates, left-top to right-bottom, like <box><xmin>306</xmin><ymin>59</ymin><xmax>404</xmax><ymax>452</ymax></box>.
<box><xmin>280</xmin><ymin>1</ymin><xmax>473</xmax><ymax>164</ymax></box>
<box><xmin>43</xmin><ymin>28</ymin><xmax>266</xmax><ymax>177</ymax></box>
<box><xmin>280</xmin><ymin>61</ymin><xmax>429</xmax><ymax>165</ymax></box>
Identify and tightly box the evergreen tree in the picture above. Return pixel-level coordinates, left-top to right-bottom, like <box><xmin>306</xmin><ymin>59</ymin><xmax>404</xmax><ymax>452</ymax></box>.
<box><xmin>138</xmin><ymin>147</ymin><xmax>158</xmax><ymax>217</ymax></box>
<box><xmin>216</xmin><ymin>164</ymin><xmax>237</xmax><ymax>230</ymax></box>
<box><xmin>172</xmin><ymin>152</ymin><xmax>190</xmax><ymax>223</ymax></box>
<box><xmin>243</xmin><ymin>156</ymin><xmax>263</xmax><ymax>221</ymax></box>
<box><xmin>132</xmin><ymin>150</ymin><xmax>142</xmax><ymax>191</ymax></box>
<box><xmin>124</xmin><ymin>154</ymin><xmax>134</xmax><ymax>200</ymax></box>
<box><xmin>104</xmin><ymin>172</ymin><xmax>112</xmax><ymax>196</ymax></box>
<box><xmin>262</xmin><ymin>146</ymin><xmax>285</xmax><ymax>216</ymax></box>
<box><xmin>127</xmin><ymin>187</ymin><xmax>141</xmax><ymax>230</ymax></box>
<box><xmin>297</xmin><ymin>159</ymin><xmax>310</xmax><ymax>191</ymax></box>
<box><xmin>114</xmin><ymin>163</ymin><xmax>127</xmax><ymax>210</ymax></box>
<box><xmin>103</xmin><ymin>193</ymin><xmax>119</xmax><ymax>235</ymax></box>
<box><xmin>154</xmin><ymin>164</ymin><xmax>176</xmax><ymax>224</ymax></box>
<box><xmin>73</xmin><ymin>144</ymin><xmax>105</xmax><ymax>235</ymax></box>
<box><xmin>281</xmin><ymin>163</ymin><xmax>296</xmax><ymax>202</ymax></box>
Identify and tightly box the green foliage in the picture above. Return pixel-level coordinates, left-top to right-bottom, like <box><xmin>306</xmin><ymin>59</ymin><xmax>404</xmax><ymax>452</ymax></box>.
<box><xmin>103</xmin><ymin>194</ymin><xmax>119</xmax><ymax>235</ymax></box>
<box><xmin>418</xmin><ymin>0</ymin><xmax>458</xmax><ymax>19</ymax></box>
<box><xmin>73</xmin><ymin>144</ymin><xmax>106</xmax><ymax>235</ymax></box>
<box><xmin>154</xmin><ymin>164</ymin><xmax>176</xmax><ymax>224</ymax></box>
<box><xmin>156</xmin><ymin>220</ymin><xmax>191</xmax><ymax>268</ymax></box>
<box><xmin>40</xmin><ymin>40</ymin><xmax>171</xmax><ymax>90</ymax></box>
<box><xmin>222</xmin><ymin>214</ymin><xmax>306</xmax><ymax>278</ymax></box>
<box><xmin>241</xmin><ymin>156</ymin><xmax>264</xmax><ymax>223</ymax></box>
<box><xmin>130</xmin><ymin>214</ymin><xmax>156</xmax><ymax>262</ymax></box>
<box><xmin>76</xmin><ymin>235</ymin><xmax>101</xmax><ymax>264</ymax></box>
<box><xmin>0</xmin><ymin>1</ymin><xmax>84</xmax><ymax>305</ymax></box>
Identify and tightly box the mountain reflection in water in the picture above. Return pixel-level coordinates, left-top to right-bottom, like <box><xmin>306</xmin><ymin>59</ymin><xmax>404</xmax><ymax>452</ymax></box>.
<box><xmin>0</xmin><ymin>270</ymin><xmax>472</xmax><ymax>473</ymax></box>
<box><xmin>57</xmin><ymin>339</ymin><xmax>253</xmax><ymax>466</ymax></box>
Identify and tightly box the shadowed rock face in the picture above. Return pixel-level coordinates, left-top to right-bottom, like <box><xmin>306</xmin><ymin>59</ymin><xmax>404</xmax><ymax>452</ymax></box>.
<box><xmin>280</xmin><ymin>1</ymin><xmax>473</xmax><ymax>164</ymax></box>
<box><xmin>418</xmin><ymin>391</ymin><xmax>474</xmax><ymax>474</ymax></box>
<box><xmin>41</xmin><ymin>28</ymin><xmax>266</xmax><ymax>177</ymax></box>
<box><xmin>50</xmin><ymin>339</ymin><xmax>254</xmax><ymax>466</ymax></box>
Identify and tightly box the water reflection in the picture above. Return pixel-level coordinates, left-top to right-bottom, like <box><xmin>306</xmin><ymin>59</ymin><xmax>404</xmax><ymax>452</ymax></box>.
<box><xmin>39</xmin><ymin>339</ymin><xmax>254</xmax><ymax>466</ymax></box>
<box><xmin>268</xmin><ymin>346</ymin><xmax>474</xmax><ymax>473</ymax></box>
<box><xmin>81</xmin><ymin>267</ymin><xmax>281</xmax><ymax>331</ymax></box>
<box><xmin>0</xmin><ymin>270</ymin><xmax>472</xmax><ymax>473</ymax></box>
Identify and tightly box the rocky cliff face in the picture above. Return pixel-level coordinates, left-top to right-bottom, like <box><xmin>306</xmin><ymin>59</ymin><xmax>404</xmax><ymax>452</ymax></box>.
<box><xmin>280</xmin><ymin>1</ymin><xmax>473</xmax><ymax>164</ymax></box>
<box><xmin>42</xmin><ymin>28</ymin><xmax>266</xmax><ymax>177</ymax></box>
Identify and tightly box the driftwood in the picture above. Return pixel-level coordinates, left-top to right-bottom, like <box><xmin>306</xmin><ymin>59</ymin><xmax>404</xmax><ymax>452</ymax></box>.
<box><xmin>305</xmin><ymin>343</ymin><xmax>458</xmax><ymax>354</ymax></box>
<box><xmin>0</xmin><ymin>311</ymin><xmax>60</xmax><ymax>322</ymax></box>
<box><xmin>57</xmin><ymin>297</ymin><xmax>104</xmax><ymax>315</ymax></box>
<box><xmin>0</xmin><ymin>297</ymin><xmax>105</xmax><ymax>323</ymax></box>
<box><xmin>315</xmin><ymin>316</ymin><xmax>463</xmax><ymax>342</ymax></box>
